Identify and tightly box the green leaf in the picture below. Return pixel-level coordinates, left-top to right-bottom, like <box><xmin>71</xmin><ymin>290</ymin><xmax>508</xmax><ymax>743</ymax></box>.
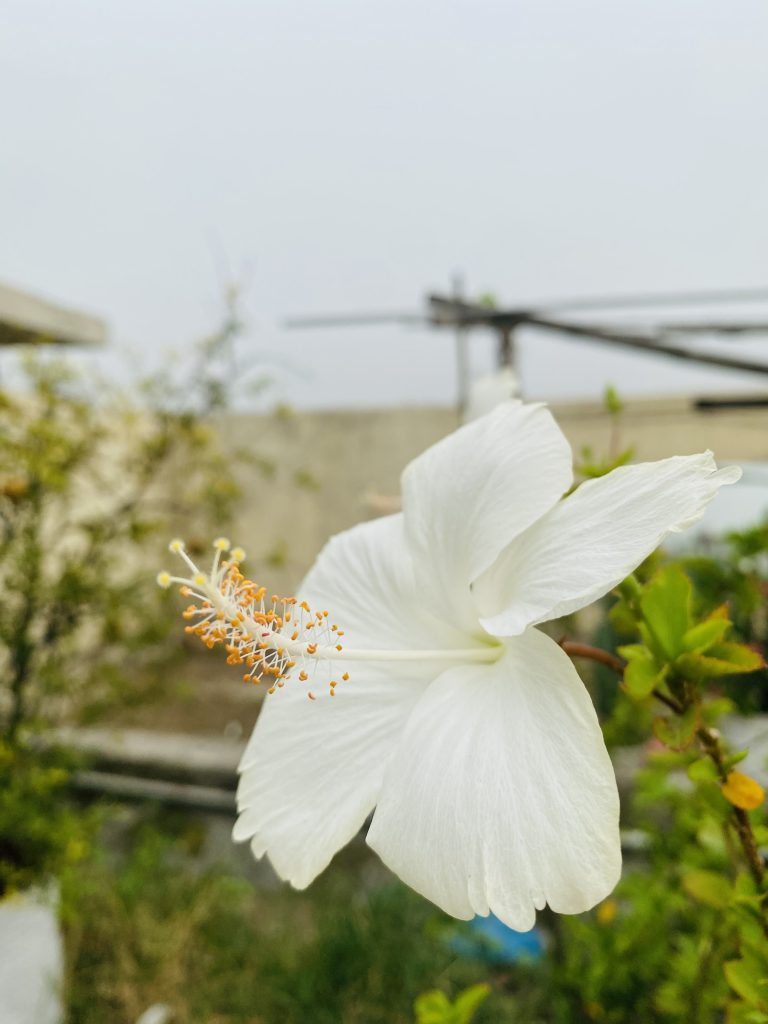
<box><xmin>734</xmin><ymin>873</ymin><xmax>759</xmax><ymax>900</ymax></box>
<box><xmin>688</xmin><ymin>758</ymin><xmax>720</xmax><ymax>783</ymax></box>
<box><xmin>727</xmin><ymin>1004</ymin><xmax>768</xmax><ymax>1024</ymax></box>
<box><xmin>622</xmin><ymin>652</ymin><xmax>665</xmax><ymax>700</ymax></box>
<box><xmin>415</xmin><ymin>990</ymin><xmax>452</xmax><ymax>1023</ymax></box>
<box><xmin>708</xmin><ymin>643</ymin><xmax>766</xmax><ymax>672</ymax></box>
<box><xmin>678</xmin><ymin>643</ymin><xmax>765</xmax><ymax>681</ymax></box>
<box><xmin>617</xmin><ymin>643</ymin><xmax>648</xmax><ymax>662</ymax></box>
<box><xmin>453</xmin><ymin>984</ymin><xmax>491</xmax><ymax>1024</ymax></box>
<box><xmin>682</xmin><ymin>868</ymin><xmax>732</xmax><ymax>908</ymax></box>
<box><xmin>682</xmin><ymin>616</ymin><xmax>731</xmax><ymax>654</ymax></box>
<box><xmin>725</xmin><ymin>954</ymin><xmax>768</xmax><ymax>1008</ymax></box>
<box><xmin>702</xmin><ymin>697</ymin><xmax>738</xmax><ymax>723</ymax></box>
<box><xmin>609</xmin><ymin>597</ymin><xmax>638</xmax><ymax>636</ymax></box>
<box><xmin>725</xmin><ymin>750</ymin><xmax>750</xmax><ymax>771</ymax></box>
<box><xmin>654</xmin><ymin>705</ymin><xmax>699</xmax><ymax>751</ymax></box>
<box><xmin>604</xmin><ymin>384</ymin><xmax>624</xmax><ymax>415</ymax></box>
<box><xmin>640</xmin><ymin>566</ymin><xmax>692</xmax><ymax>660</ymax></box>
<box><xmin>415</xmin><ymin>985</ymin><xmax>490</xmax><ymax>1024</ymax></box>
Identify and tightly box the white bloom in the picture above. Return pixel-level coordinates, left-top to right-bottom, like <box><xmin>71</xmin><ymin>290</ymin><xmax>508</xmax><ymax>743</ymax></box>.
<box><xmin>165</xmin><ymin>402</ymin><xmax>740</xmax><ymax>931</ymax></box>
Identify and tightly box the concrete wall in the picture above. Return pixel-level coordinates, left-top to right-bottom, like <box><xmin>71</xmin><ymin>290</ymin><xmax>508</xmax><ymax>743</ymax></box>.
<box><xmin>219</xmin><ymin>406</ymin><xmax>459</xmax><ymax>595</ymax></box>
<box><xmin>218</xmin><ymin>396</ymin><xmax>768</xmax><ymax>595</ymax></box>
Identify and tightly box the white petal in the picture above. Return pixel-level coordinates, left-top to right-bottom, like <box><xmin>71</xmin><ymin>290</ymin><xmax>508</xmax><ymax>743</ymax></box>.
<box><xmin>476</xmin><ymin>453</ymin><xmax>741</xmax><ymax>637</ymax></box>
<box><xmin>367</xmin><ymin>629</ymin><xmax>621</xmax><ymax>931</ymax></box>
<box><xmin>300</xmin><ymin>513</ymin><xmax>468</xmax><ymax>652</ymax></box>
<box><xmin>401</xmin><ymin>402</ymin><xmax>572</xmax><ymax>625</ymax></box>
<box><xmin>235</xmin><ymin>514</ymin><xmax>460</xmax><ymax>888</ymax></box>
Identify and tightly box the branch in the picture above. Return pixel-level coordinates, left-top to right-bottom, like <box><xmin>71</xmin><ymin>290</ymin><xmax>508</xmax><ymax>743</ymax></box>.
<box><xmin>560</xmin><ymin>636</ymin><xmax>767</xmax><ymax>900</ymax></box>
<box><xmin>559</xmin><ymin>640</ymin><xmax>625</xmax><ymax>675</ymax></box>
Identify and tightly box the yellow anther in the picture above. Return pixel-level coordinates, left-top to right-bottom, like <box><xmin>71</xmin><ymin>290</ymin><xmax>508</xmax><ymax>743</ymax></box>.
<box><xmin>231</xmin><ymin>547</ymin><xmax>246</xmax><ymax>561</ymax></box>
<box><xmin>170</xmin><ymin>546</ymin><xmax>346</xmax><ymax>702</ymax></box>
<box><xmin>169</xmin><ymin>538</ymin><xmax>185</xmax><ymax>554</ymax></box>
<box><xmin>156</xmin><ymin>571</ymin><xmax>172</xmax><ymax>589</ymax></box>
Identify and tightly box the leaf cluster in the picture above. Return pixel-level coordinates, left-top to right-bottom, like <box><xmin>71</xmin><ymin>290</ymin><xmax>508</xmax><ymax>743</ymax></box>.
<box><xmin>0</xmin><ymin>354</ymin><xmax>246</xmax><ymax>743</ymax></box>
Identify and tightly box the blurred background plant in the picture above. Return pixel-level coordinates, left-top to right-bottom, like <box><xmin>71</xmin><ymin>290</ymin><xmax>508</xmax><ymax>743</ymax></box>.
<box><xmin>0</xmin><ymin>297</ymin><xmax>271</xmax><ymax>897</ymax></box>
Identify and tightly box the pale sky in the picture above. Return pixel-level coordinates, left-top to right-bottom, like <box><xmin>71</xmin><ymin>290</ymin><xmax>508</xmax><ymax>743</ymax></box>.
<box><xmin>2</xmin><ymin>0</ymin><xmax>768</xmax><ymax>409</ymax></box>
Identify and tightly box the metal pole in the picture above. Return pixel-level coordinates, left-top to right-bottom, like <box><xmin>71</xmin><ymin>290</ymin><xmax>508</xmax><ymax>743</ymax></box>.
<box><xmin>498</xmin><ymin>325</ymin><xmax>515</xmax><ymax>369</ymax></box>
<box><xmin>452</xmin><ymin>273</ymin><xmax>469</xmax><ymax>417</ymax></box>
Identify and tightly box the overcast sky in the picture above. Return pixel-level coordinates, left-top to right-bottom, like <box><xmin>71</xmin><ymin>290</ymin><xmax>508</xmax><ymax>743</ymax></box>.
<box><xmin>2</xmin><ymin>0</ymin><xmax>768</xmax><ymax>409</ymax></box>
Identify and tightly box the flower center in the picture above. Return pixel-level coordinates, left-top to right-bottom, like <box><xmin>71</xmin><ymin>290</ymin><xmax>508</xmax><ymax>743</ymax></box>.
<box><xmin>158</xmin><ymin>537</ymin><xmax>502</xmax><ymax>701</ymax></box>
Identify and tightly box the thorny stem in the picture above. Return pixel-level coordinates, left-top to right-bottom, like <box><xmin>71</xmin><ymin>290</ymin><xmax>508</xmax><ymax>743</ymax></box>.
<box><xmin>560</xmin><ymin>638</ymin><xmax>767</xmax><ymax>905</ymax></box>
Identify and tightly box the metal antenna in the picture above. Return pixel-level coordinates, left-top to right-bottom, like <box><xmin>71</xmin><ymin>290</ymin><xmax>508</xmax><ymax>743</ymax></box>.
<box><xmin>284</xmin><ymin>283</ymin><xmax>768</xmax><ymax>398</ymax></box>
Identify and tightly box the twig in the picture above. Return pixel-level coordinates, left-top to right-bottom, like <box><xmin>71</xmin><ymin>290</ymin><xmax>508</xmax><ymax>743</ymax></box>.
<box><xmin>696</xmin><ymin>725</ymin><xmax>765</xmax><ymax>889</ymax></box>
<box><xmin>558</xmin><ymin>639</ymin><xmax>684</xmax><ymax>713</ymax></box>
<box><xmin>558</xmin><ymin>640</ymin><xmax>625</xmax><ymax>675</ymax></box>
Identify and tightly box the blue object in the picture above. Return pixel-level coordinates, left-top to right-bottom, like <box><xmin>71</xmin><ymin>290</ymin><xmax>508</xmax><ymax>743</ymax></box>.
<box><xmin>448</xmin><ymin>914</ymin><xmax>545</xmax><ymax>964</ymax></box>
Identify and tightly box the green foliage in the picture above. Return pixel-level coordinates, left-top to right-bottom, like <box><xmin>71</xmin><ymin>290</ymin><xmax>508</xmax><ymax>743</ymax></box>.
<box><xmin>574</xmin><ymin>385</ymin><xmax>635</xmax><ymax>480</ymax></box>
<box><xmin>615</xmin><ymin>565</ymin><xmax>765</xmax><ymax>716</ymax></box>
<box><xmin>575</xmin><ymin>443</ymin><xmax>634</xmax><ymax>480</ymax></box>
<box><xmin>414</xmin><ymin>983</ymin><xmax>490</xmax><ymax>1024</ymax></box>
<box><xmin>682</xmin><ymin>518</ymin><xmax>768</xmax><ymax>712</ymax></box>
<box><xmin>0</xmin><ymin>355</ymin><xmax>241</xmax><ymax>743</ymax></box>
<box><xmin>588</xmin><ymin>561</ymin><xmax>768</xmax><ymax>1023</ymax></box>
<box><xmin>62</xmin><ymin>822</ymin><xmax>523</xmax><ymax>1024</ymax></box>
<box><xmin>539</xmin><ymin>732</ymin><xmax>766</xmax><ymax>1023</ymax></box>
<box><xmin>0</xmin><ymin>334</ymin><xmax>261</xmax><ymax>892</ymax></box>
<box><xmin>0</xmin><ymin>741</ymin><xmax>94</xmax><ymax>897</ymax></box>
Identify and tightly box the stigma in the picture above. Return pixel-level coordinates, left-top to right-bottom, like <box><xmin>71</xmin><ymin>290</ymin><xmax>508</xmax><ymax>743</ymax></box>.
<box><xmin>158</xmin><ymin>538</ymin><xmax>346</xmax><ymax>698</ymax></box>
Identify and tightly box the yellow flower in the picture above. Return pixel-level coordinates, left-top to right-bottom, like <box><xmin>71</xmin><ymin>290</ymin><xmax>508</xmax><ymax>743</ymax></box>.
<box><xmin>722</xmin><ymin>771</ymin><xmax>765</xmax><ymax>811</ymax></box>
<box><xmin>596</xmin><ymin>899</ymin><xmax>618</xmax><ymax>925</ymax></box>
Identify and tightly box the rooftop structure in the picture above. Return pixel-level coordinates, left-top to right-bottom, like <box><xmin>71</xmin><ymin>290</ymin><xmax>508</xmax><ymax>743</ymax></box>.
<box><xmin>0</xmin><ymin>282</ymin><xmax>107</xmax><ymax>348</ymax></box>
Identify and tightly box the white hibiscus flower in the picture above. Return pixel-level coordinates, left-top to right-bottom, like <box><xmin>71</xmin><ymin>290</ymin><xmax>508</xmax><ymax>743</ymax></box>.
<box><xmin>161</xmin><ymin>401</ymin><xmax>740</xmax><ymax>931</ymax></box>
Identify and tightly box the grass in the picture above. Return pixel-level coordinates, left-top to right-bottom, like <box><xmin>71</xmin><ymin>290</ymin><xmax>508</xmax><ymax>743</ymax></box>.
<box><xmin>60</xmin><ymin>810</ymin><xmax>538</xmax><ymax>1024</ymax></box>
